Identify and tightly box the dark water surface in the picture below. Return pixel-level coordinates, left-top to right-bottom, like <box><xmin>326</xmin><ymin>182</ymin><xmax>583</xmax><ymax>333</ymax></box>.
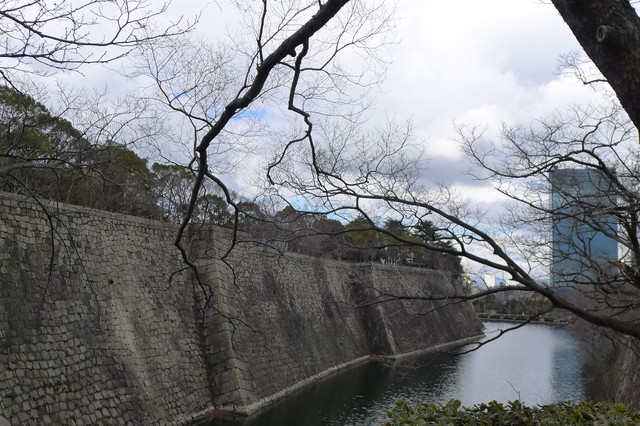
<box><xmin>211</xmin><ymin>322</ymin><xmax>584</xmax><ymax>426</ymax></box>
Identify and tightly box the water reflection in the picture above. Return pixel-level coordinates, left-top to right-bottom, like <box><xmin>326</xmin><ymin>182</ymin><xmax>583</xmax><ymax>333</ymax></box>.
<box><xmin>451</xmin><ymin>322</ymin><xmax>578</xmax><ymax>405</ymax></box>
<box><xmin>210</xmin><ymin>322</ymin><xmax>584</xmax><ymax>426</ymax></box>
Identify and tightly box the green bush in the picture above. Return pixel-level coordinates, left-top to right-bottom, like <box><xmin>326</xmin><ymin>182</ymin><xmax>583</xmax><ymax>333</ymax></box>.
<box><xmin>385</xmin><ymin>398</ymin><xmax>640</xmax><ymax>425</ymax></box>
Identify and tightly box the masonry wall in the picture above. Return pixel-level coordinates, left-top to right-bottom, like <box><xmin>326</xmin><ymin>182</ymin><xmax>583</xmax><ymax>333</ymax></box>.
<box><xmin>193</xmin><ymin>237</ymin><xmax>373</xmax><ymax>413</ymax></box>
<box><xmin>0</xmin><ymin>193</ymin><xmax>213</xmax><ymax>425</ymax></box>
<box><xmin>0</xmin><ymin>192</ymin><xmax>483</xmax><ymax>424</ymax></box>
<box><xmin>356</xmin><ymin>264</ymin><xmax>483</xmax><ymax>356</ymax></box>
<box><xmin>190</xmin><ymin>229</ymin><xmax>483</xmax><ymax>414</ymax></box>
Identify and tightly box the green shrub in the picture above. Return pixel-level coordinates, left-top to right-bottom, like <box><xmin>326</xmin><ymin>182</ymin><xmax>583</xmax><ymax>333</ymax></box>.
<box><xmin>385</xmin><ymin>398</ymin><xmax>640</xmax><ymax>425</ymax></box>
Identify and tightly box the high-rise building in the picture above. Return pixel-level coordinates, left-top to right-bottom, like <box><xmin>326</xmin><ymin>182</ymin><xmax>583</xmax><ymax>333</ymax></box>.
<box><xmin>550</xmin><ymin>168</ymin><xmax>618</xmax><ymax>287</ymax></box>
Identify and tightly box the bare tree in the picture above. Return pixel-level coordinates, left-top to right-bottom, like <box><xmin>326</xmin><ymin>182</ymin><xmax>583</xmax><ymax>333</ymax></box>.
<box><xmin>462</xmin><ymin>100</ymin><xmax>639</xmax><ymax>319</ymax></box>
<box><xmin>0</xmin><ymin>0</ymin><xmax>195</xmax><ymax>214</ymax></box>
<box><xmin>257</xmin><ymin>78</ymin><xmax>640</xmax><ymax>340</ymax></box>
<box><xmin>132</xmin><ymin>0</ymin><xmax>395</xmax><ymax>257</ymax></box>
<box><xmin>248</xmin><ymin>1</ymin><xmax>640</xmax><ymax>343</ymax></box>
<box><xmin>0</xmin><ymin>0</ymin><xmax>188</xmax><ymax>85</ymax></box>
<box><xmin>8</xmin><ymin>0</ymin><xmax>639</xmax><ymax>342</ymax></box>
<box><xmin>0</xmin><ymin>83</ymin><xmax>174</xmax><ymax>216</ymax></box>
<box><xmin>551</xmin><ymin>0</ymin><xmax>640</xmax><ymax>130</ymax></box>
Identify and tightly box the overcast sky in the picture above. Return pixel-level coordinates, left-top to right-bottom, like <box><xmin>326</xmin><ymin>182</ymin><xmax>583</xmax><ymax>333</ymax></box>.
<box><xmin>196</xmin><ymin>0</ymin><xmax>598</xmax><ymax>199</ymax></box>
<box><xmin>53</xmin><ymin>0</ymin><xmax>603</xmax><ymax>204</ymax></box>
<box><xmin>34</xmin><ymin>0</ymin><xmax>611</xmax><ymax>276</ymax></box>
<box><xmin>374</xmin><ymin>0</ymin><xmax>600</xmax><ymax>193</ymax></box>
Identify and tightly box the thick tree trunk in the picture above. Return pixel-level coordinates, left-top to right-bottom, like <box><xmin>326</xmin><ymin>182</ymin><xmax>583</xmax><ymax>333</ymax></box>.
<box><xmin>552</xmin><ymin>0</ymin><xmax>640</xmax><ymax>130</ymax></box>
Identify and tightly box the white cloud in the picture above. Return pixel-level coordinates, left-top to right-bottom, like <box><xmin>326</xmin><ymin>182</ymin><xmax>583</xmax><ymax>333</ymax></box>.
<box><xmin>27</xmin><ymin>0</ymin><xmax>608</xmax><ymax>205</ymax></box>
<box><xmin>362</xmin><ymin>0</ymin><xmax>607</xmax><ymax>203</ymax></box>
<box><xmin>377</xmin><ymin>0</ymin><xmax>584</xmax><ymax>122</ymax></box>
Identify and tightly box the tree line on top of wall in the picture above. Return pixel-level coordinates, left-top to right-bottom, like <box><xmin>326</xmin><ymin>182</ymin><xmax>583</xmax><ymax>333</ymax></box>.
<box><xmin>0</xmin><ymin>84</ymin><xmax>462</xmax><ymax>275</ymax></box>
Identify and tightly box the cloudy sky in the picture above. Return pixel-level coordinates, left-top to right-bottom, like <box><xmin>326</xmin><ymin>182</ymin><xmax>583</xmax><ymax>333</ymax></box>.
<box><xmin>374</xmin><ymin>0</ymin><xmax>599</xmax><ymax>194</ymax></box>
<box><xmin>184</xmin><ymin>0</ymin><xmax>599</xmax><ymax>199</ymax></box>
<box><xmin>25</xmin><ymin>0</ymin><xmax>612</xmax><ymax>276</ymax></box>
<box><xmin>52</xmin><ymin>0</ymin><xmax>602</xmax><ymax>204</ymax></box>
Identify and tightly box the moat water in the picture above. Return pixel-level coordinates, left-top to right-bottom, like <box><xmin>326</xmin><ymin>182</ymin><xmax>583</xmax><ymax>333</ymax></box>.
<box><xmin>211</xmin><ymin>321</ymin><xmax>584</xmax><ymax>426</ymax></box>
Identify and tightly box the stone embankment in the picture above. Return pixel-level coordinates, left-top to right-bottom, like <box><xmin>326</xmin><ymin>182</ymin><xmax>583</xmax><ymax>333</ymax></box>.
<box><xmin>0</xmin><ymin>192</ymin><xmax>483</xmax><ymax>424</ymax></box>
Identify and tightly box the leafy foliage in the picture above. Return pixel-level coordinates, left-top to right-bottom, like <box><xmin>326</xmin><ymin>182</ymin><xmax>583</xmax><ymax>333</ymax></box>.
<box><xmin>338</xmin><ymin>216</ymin><xmax>463</xmax><ymax>274</ymax></box>
<box><xmin>0</xmin><ymin>85</ymin><xmax>158</xmax><ymax>215</ymax></box>
<box><xmin>151</xmin><ymin>163</ymin><xmax>195</xmax><ymax>221</ymax></box>
<box><xmin>385</xmin><ymin>398</ymin><xmax>640</xmax><ymax>425</ymax></box>
<box><xmin>0</xmin><ymin>86</ymin><xmax>463</xmax><ymax>272</ymax></box>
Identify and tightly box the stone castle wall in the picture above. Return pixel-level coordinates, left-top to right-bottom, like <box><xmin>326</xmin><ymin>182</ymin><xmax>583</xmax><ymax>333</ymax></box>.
<box><xmin>0</xmin><ymin>192</ymin><xmax>483</xmax><ymax>424</ymax></box>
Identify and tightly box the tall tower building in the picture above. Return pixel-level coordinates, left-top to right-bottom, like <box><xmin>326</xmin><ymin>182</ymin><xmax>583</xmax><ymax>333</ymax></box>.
<box><xmin>550</xmin><ymin>168</ymin><xmax>618</xmax><ymax>287</ymax></box>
